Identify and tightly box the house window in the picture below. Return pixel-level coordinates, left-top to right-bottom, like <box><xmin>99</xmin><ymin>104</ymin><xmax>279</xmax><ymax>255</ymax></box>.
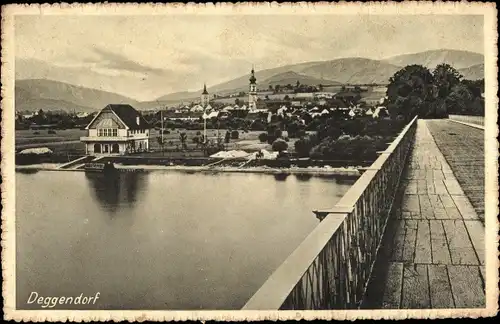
<box><xmin>97</xmin><ymin>128</ymin><xmax>118</xmax><ymax>137</ymax></box>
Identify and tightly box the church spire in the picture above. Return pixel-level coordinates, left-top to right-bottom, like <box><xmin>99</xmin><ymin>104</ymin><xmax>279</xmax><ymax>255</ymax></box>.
<box><xmin>249</xmin><ymin>66</ymin><xmax>256</xmax><ymax>84</ymax></box>
<box><xmin>248</xmin><ymin>66</ymin><xmax>257</xmax><ymax>111</ymax></box>
<box><xmin>201</xmin><ymin>83</ymin><xmax>209</xmax><ymax>107</ymax></box>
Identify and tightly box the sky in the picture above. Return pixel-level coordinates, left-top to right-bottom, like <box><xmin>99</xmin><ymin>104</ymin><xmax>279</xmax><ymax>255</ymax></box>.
<box><xmin>15</xmin><ymin>14</ymin><xmax>484</xmax><ymax>101</ymax></box>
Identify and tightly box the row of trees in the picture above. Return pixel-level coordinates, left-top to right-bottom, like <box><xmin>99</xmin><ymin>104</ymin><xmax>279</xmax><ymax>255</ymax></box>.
<box><xmin>386</xmin><ymin>64</ymin><xmax>484</xmax><ymax>119</ymax></box>
<box><xmin>16</xmin><ymin>109</ymin><xmax>95</xmax><ymax>130</ymax></box>
<box><xmin>293</xmin><ymin>117</ymin><xmax>407</xmax><ymax>159</ymax></box>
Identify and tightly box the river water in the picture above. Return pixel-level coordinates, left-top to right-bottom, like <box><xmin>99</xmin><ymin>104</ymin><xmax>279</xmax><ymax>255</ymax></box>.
<box><xmin>16</xmin><ymin>170</ymin><xmax>355</xmax><ymax>310</ymax></box>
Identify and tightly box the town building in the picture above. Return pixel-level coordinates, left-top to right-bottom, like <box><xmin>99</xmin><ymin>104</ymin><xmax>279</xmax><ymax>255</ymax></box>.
<box><xmin>80</xmin><ymin>104</ymin><xmax>151</xmax><ymax>156</ymax></box>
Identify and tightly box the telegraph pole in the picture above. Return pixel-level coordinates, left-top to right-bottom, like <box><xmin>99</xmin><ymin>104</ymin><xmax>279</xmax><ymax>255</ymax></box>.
<box><xmin>161</xmin><ymin>108</ymin><xmax>164</xmax><ymax>156</ymax></box>
<box><xmin>203</xmin><ymin>109</ymin><xmax>207</xmax><ymax>144</ymax></box>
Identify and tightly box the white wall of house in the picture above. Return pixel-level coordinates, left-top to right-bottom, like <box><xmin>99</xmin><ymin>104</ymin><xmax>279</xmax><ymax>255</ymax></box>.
<box><xmin>118</xmin><ymin>129</ymin><xmax>128</xmax><ymax>137</ymax></box>
<box><xmin>127</xmin><ymin>129</ymin><xmax>149</xmax><ymax>138</ymax></box>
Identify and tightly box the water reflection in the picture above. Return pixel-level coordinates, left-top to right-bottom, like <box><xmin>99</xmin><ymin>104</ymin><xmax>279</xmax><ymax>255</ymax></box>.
<box><xmin>85</xmin><ymin>172</ymin><xmax>146</xmax><ymax>213</ymax></box>
<box><xmin>335</xmin><ymin>175</ymin><xmax>359</xmax><ymax>185</ymax></box>
<box><xmin>295</xmin><ymin>174</ymin><xmax>313</xmax><ymax>181</ymax></box>
<box><xmin>273</xmin><ymin>173</ymin><xmax>289</xmax><ymax>181</ymax></box>
<box><xmin>16</xmin><ymin>169</ymin><xmax>39</xmax><ymax>175</ymax></box>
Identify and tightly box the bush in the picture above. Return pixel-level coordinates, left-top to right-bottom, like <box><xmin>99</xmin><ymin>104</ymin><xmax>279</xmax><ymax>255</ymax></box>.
<box><xmin>48</xmin><ymin>130</ymin><xmax>57</xmax><ymax>134</ymax></box>
<box><xmin>310</xmin><ymin>134</ymin><xmax>389</xmax><ymax>162</ymax></box>
<box><xmin>250</xmin><ymin>119</ymin><xmax>266</xmax><ymax>131</ymax></box>
<box><xmin>272</xmin><ymin>139</ymin><xmax>288</xmax><ymax>152</ymax></box>
<box><xmin>286</xmin><ymin>122</ymin><xmax>300</xmax><ymax>138</ymax></box>
<box><xmin>274</xmin><ymin>129</ymin><xmax>283</xmax><ymax>139</ymax></box>
<box><xmin>258</xmin><ymin>132</ymin><xmax>268</xmax><ymax>143</ymax></box>
<box><xmin>294</xmin><ymin>134</ymin><xmax>318</xmax><ymax>157</ymax></box>
<box><xmin>231</xmin><ymin>130</ymin><xmax>239</xmax><ymax>139</ymax></box>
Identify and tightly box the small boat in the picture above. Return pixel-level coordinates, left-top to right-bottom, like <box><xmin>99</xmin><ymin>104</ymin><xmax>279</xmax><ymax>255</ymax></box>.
<box><xmin>84</xmin><ymin>161</ymin><xmax>116</xmax><ymax>173</ymax></box>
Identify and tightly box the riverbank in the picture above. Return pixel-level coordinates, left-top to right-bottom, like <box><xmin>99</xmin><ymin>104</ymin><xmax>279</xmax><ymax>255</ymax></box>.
<box><xmin>15</xmin><ymin>163</ymin><xmax>361</xmax><ymax>177</ymax></box>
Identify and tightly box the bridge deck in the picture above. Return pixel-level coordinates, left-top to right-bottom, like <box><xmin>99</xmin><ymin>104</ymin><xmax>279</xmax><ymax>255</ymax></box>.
<box><xmin>363</xmin><ymin>120</ymin><xmax>485</xmax><ymax>309</ymax></box>
<box><xmin>426</xmin><ymin>120</ymin><xmax>485</xmax><ymax>221</ymax></box>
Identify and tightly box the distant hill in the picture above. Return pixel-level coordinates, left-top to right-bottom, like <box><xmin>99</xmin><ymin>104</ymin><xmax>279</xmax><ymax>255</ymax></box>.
<box><xmin>17</xmin><ymin>49</ymin><xmax>485</xmax><ymax>110</ymax></box>
<box><xmin>155</xmin><ymin>61</ymin><xmax>325</xmax><ymax>101</ymax></box>
<box><xmin>16</xmin><ymin>79</ymin><xmax>138</xmax><ymax>112</ymax></box>
<box><xmin>458</xmin><ymin>63</ymin><xmax>485</xmax><ymax>80</ymax></box>
<box><xmin>299</xmin><ymin>58</ymin><xmax>400</xmax><ymax>84</ymax></box>
<box><xmin>155</xmin><ymin>58</ymin><xmax>395</xmax><ymax>101</ymax></box>
<box><xmin>383</xmin><ymin>49</ymin><xmax>484</xmax><ymax>70</ymax></box>
<box><xmin>260</xmin><ymin>71</ymin><xmax>339</xmax><ymax>87</ymax></box>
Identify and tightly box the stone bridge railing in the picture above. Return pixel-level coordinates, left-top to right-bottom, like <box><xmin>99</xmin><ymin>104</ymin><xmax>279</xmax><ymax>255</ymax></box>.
<box><xmin>448</xmin><ymin>114</ymin><xmax>484</xmax><ymax>126</ymax></box>
<box><xmin>242</xmin><ymin>116</ymin><xmax>418</xmax><ymax>310</ymax></box>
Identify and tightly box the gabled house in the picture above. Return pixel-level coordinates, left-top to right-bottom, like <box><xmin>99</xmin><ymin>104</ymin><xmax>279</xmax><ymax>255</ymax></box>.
<box><xmin>190</xmin><ymin>104</ymin><xmax>204</xmax><ymax>112</ymax></box>
<box><xmin>80</xmin><ymin>104</ymin><xmax>151</xmax><ymax>155</ymax></box>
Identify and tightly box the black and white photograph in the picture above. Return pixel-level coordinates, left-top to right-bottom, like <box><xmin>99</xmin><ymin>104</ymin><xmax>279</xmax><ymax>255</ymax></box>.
<box><xmin>1</xmin><ymin>2</ymin><xmax>498</xmax><ymax>321</ymax></box>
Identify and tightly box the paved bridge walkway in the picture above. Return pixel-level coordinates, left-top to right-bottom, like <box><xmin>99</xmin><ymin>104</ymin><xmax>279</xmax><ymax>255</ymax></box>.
<box><xmin>363</xmin><ymin>119</ymin><xmax>485</xmax><ymax>309</ymax></box>
<box><xmin>426</xmin><ymin>120</ymin><xmax>485</xmax><ymax>221</ymax></box>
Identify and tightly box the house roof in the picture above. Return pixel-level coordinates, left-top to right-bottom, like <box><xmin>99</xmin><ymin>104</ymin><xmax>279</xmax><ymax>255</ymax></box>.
<box><xmin>102</xmin><ymin>104</ymin><xmax>150</xmax><ymax>129</ymax></box>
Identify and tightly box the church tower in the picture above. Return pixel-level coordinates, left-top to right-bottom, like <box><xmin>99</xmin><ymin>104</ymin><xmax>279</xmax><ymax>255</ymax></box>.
<box><xmin>201</xmin><ymin>83</ymin><xmax>209</xmax><ymax>107</ymax></box>
<box><xmin>248</xmin><ymin>67</ymin><xmax>258</xmax><ymax>111</ymax></box>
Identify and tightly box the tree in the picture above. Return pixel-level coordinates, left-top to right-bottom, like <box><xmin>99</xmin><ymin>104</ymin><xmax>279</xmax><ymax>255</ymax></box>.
<box><xmin>296</xmin><ymin>80</ymin><xmax>301</xmax><ymax>88</ymax></box>
<box><xmin>386</xmin><ymin>64</ymin><xmax>434</xmax><ymax>119</ymax></box>
<box><xmin>318</xmin><ymin>84</ymin><xmax>323</xmax><ymax>91</ymax></box>
<box><xmin>433</xmin><ymin>63</ymin><xmax>462</xmax><ymax>99</ymax></box>
<box><xmin>179</xmin><ymin>132</ymin><xmax>188</xmax><ymax>150</ymax></box>
<box><xmin>286</xmin><ymin>121</ymin><xmax>300</xmax><ymax>138</ymax></box>
<box><xmin>294</xmin><ymin>134</ymin><xmax>318</xmax><ymax>157</ymax></box>
<box><xmin>235</xmin><ymin>98</ymin><xmax>241</xmax><ymax>106</ymax></box>
<box><xmin>462</xmin><ymin>79</ymin><xmax>484</xmax><ymax>98</ymax></box>
<box><xmin>445</xmin><ymin>83</ymin><xmax>473</xmax><ymax>115</ymax></box>
<box><xmin>272</xmin><ymin>139</ymin><xmax>288</xmax><ymax>152</ymax></box>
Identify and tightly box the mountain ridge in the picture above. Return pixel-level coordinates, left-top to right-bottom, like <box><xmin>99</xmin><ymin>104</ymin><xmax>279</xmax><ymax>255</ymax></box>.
<box><xmin>16</xmin><ymin>78</ymin><xmax>138</xmax><ymax>112</ymax></box>
<box><xmin>16</xmin><ymin>49</ymin><xmax>484</xmax><ymax>111</ymax></box>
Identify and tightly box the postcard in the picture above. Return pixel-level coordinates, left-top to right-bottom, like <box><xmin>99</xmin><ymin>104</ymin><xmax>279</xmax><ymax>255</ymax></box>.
<box><xmin>1</xmin><ymin>2</ymin><xmax>498</xmax><ymax>321</ymax></box>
